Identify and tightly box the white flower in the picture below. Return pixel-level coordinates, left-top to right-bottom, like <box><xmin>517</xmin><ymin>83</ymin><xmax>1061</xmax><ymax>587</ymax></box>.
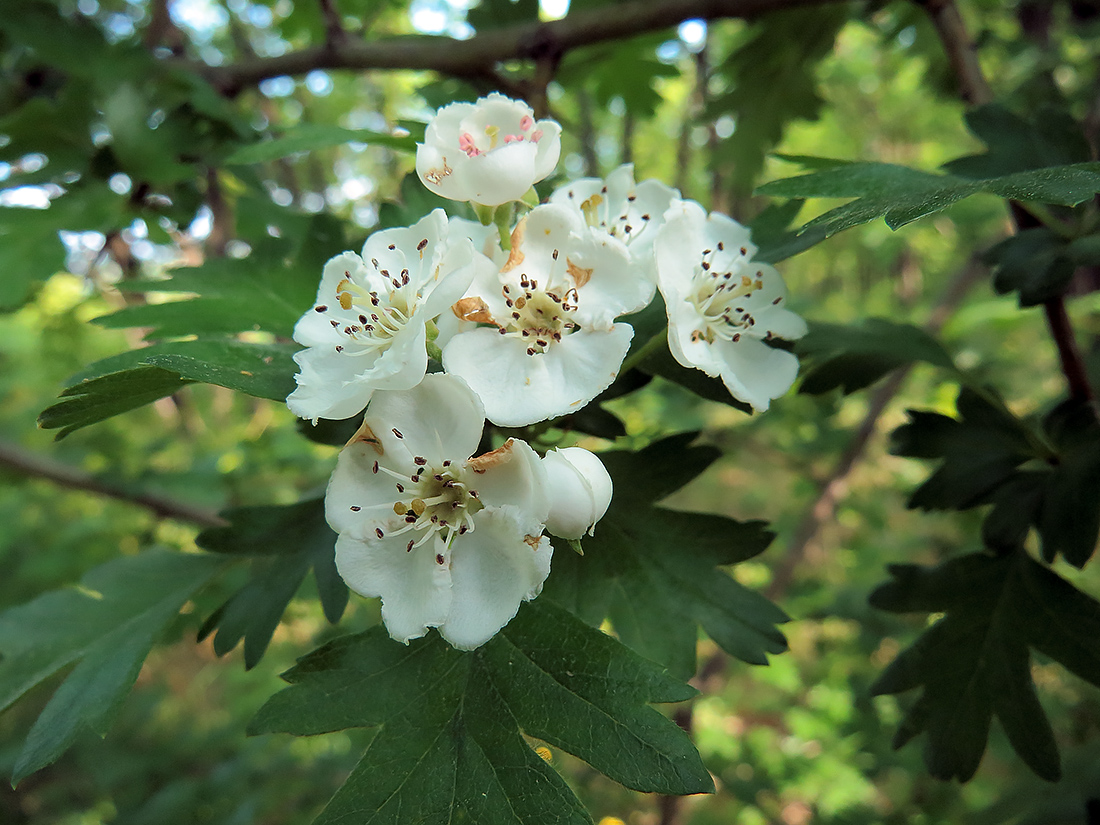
<box><xmin>542</xmin><ymin>447</ymin><xmax>613</xmax><ymax>539</ymax></box>
<box><xmin>655</xmin><ymin>200</ymin><xmax>807</xmax><ymax>412</ymax></box>
<box><xmin>442</xmin><ymin>203</ymin><xmax>652</xmax><ymax>427</ymax></box>
<box><xmin>415</xmin><ymin>93</ymin><xmax>562</xmax><ymax>207</ymax></box>
<box><xmin>325</xmin><ymin>373</ymin><xmax>553</xmax><ymax>650</ymax></box>
<box><xmin>287</xmin><ymin>209</ymin><xmax>492</xmax><ymax>422</ymax></box>
<box><xmin>549</xmin><ymin>163</ymin><xmax>679</xmax><ymax>281</ymax></box>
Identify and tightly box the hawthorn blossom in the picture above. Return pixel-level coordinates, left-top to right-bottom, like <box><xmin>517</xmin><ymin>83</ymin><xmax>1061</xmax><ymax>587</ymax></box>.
<box><xmin>542</xmin><ymin>447</ymin><xmax>613</xmax><ymax>540</ymax></box>
<box><xmin>549</xmin><ymin>163</ymin><xmax>679</xmax><ymax>281</ymax></box>
<box><xmin>415</xmin><ymin>93</ymin><xmax>562</xmax><ymax>207</ymax></box>
<box><xmin>287</xmin><ymin>209</ymin><xmax>490</xmax><ymax>422</ymax></box>
<box><xmin>655</xmin><ymin>200</ymin><xmax>807</xmax><ymax>412</ymax></box>
<box><xmin>325</xmin><ymin>373</ymin><xmax>553</xmax><ymax>650</ymax></box>
<box><xmin>442</xmin><ymin>203</ymin><xmax>652</xmax><ymax>427</ymax></box>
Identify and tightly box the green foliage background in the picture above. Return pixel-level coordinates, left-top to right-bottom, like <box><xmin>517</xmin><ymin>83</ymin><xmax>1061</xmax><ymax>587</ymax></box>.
<box><xmin>3</xmin><ymin>0</ymin><xmax>1100</xmax><ymax>823</ymax></box>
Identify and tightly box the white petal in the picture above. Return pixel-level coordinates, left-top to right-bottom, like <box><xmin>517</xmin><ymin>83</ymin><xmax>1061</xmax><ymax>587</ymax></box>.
<box><xmin>443</xmin><ymin>325</ymin><xmax>633</xmax><ymax>427</ymax></box>
<box><xmin>335</xmin><ymin>532</ymin><xmax>452</xmax><ymax>645</ymax></box>
<box><xmin>363</xmin><ymin>373</ymin><xmax>485</xmax><ymax>465</ymax></box>
<box><xmin>325</xmin><ymin>441</ymin><xmax>405</xmax><ymax>537</ymax></box>
<box><xmin>714</xmin><ymin>336</ymin><xmax>801</xmax><ymax>411</ymax></box>
<box><xmin>542</xmin><ymin>447</ymin><xmax>613</xmax><ymax>539</ymax></box>
<box><xmin>467</xmin><ymin>437</ymin><xmax>549</xmax><ymax>524</ymax></box>
<box><xmin>440</xmin><ymin>507</ymin><xmax>552</xmax><ymax>650</ymax></box>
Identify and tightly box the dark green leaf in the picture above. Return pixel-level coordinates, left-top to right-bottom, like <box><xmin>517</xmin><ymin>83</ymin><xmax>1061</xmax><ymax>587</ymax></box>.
<box><xmin>196</xmin><ymin>498</ymin><xmax>347</xmax><ymax>668</ymax></box>
<box><xmin>545</xmin><ymin>435</ymin><xmax>783</xmax><ymax>678</ymax></box>
<box><xmin>637</xmin><ymin>335</ymin><xmax>754</xmax><ymax>414</ymax></box>
<box><xmin>251</xmin><ymin>601</ymin><xmax>711</xmax><ymax>823</ymax></box>
<box><xmin>871</xmin><ymin>549</ymin><xmax>1100</xmax><ymax>782</ymax></box>
<box><xmin>984</xmin><ymin>227</ymin><xmax>1075</xmax><ymax>307</ymax></box>
<box><xmin>226</xmin><ymin>124</ymin><xmax>417</xmax><ymax>165</ymax></box>
<box><xmin>756</xmin><ymin>161</ymin><xmax>1100</xmax><ymax>238</ymax></box>
<box><xmin>890</xmin><ymin>387</ymin><xmax>1040</xmax><ymax>510</ymax></box>
<box><xmin>708</xmin><ymin>7</ymin><xmax>848</xmax><ymax>193</ymax></box>
<box><xmin>467</xmin><ymin>0</ymin><xmax>539</xmax><ymax>31</ymax></box>
<box><xmin>0</xmin><ymin>551</ymin><xmax>226</xmax><ymax>783</ymax></box>
<box><xmin>796</xmin><ymin>318</ymin><xmax>955</xmax><ymax>395</ymax></box>
<box><xmin>943</xmin><ymin>104</ymin><xmax>1091</xmax><ymax>179</ymax></box>
<box><xmin>38</xmin><ymin>367</ymin><xmax>193</xmax><ymax>439</ymax></box>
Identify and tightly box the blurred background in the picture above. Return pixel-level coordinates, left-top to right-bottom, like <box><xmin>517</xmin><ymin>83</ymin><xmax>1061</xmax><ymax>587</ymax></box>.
<box><xmin>2</xmin><ymin>0</ymin><xmax>1100</xmax><ymax>822</ymax></box>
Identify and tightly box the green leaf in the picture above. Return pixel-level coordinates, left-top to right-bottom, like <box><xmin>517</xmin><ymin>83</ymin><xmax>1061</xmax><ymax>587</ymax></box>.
<box><xmin>637</xmin><ymin>336</ymin><xmax>755</xmax><ymax>414</ymax></box>
<box><xmin>544</xmin><ymin>434</ymin><xmax>784</xmax><ymax>679</ymax></box>
<box><xmin>796</xmin><ymin>318</ymin><xmax>956</xmax><ymax>395</ymax></box>
<box><xmin>708</xmin><ymin>7</ymin><xmax>848</xmax><ymax>193</ymax></box>
<box><xmin>984</xmin><ymin>227</ymin><xmax>1075</xmax><ymax>307</ymax></box>
<box><xmin>467</xmin><ymin>0</ymin><xmax>539</xmax><ymax>31</ymax></box>
<box><xmin>98</xmin><ymin>215</ymin><xmax>350</xmax><ymax>339</ymax></box>
<box><xmin>889</xmin><ymin>387</ymin><xmax>1040</xmax><ymax>511</ymax></box>
<box><xmin>755</xmin><ymin>161</ymin><xmax>1100</xmax><ymax>238</ymax></box>
<box><xmin>943</xmin><ymin>103</ymin><xmax>1091</xmax><ymax>179</ymax></box>
<box><xmin>37</xmin><ymin>366</ymin><xmax>194</xmax><ymax>439</ymax></box>
<box><xmin>41</xmin><ymin>339</ymin><xmax>298</xmax><ymax>435</ymax></box>
<box><xmin>870</xmin><ymin>549</ymin><xmax>1100</xmax><ymax>782</ymax></box>
<box><xmin>0</xmin><ymin>551</ymin><xmax>226</xmax><ymax>783</ymax></box>
<box><xmin>226</xmin><ymin>124</ymin><xmax>417</xmax><ymax>165</ymax></box>
<box><xmin>250</xmin><ymin>601</ymin><xmax>711</xmax><ymax>823</ymax></box>
<box><xmin>196</xmin><ymin>499</ymin><xmax>347</xmax><ymax>668</ymax></box>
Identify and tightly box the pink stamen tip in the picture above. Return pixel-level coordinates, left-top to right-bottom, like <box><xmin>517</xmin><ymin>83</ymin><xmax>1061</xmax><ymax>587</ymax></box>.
<box><xmin>503</xmin><ymin>134</ymin><xmax>523</xmax><ymax>143</ymax></box>
<box><xmin>530</xmin><ymin>130</ymin><xmax>543</xmax><ymax>143</ymax></box>
<box><xmin>520</xmin><ymin>115</ymin><xmax>534</xmax><ymax>131</ymax></box>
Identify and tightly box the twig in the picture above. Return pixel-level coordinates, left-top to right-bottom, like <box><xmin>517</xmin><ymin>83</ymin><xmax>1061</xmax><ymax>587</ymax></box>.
<box><xmin>185</xmin><ymin>0</ymin><xmax>846</xmax><ymax>96</ymax></box>
<box><xmin>917</xmin><ymin>0</ymin><xmax>992</xmax><ymax>106</ymax></box>
<box><xmin>0</xmin><ymin>441</ymin><xmax>228</xmax><ymax>529</ymax></box>
<box><xmin>317</xmin><ymin>0</ymin><xmax>347</xmax><ymax>51</ymax></box>
<box><xmin>922</xmin><ymin>0</ymin><xmax>1097</xmax><ymax>409</ymax></box>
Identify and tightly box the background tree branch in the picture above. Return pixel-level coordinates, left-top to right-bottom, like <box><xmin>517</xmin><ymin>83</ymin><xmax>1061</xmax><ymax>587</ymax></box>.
<box><xmin>186</xmin><ymin>0</ymin><xmax>845</xmax><ymax>95</ymax></box>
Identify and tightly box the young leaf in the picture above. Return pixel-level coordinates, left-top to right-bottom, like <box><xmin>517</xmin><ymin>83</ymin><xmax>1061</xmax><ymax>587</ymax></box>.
<box><xmin>196</xmin><ymin>499</ymin><xmax>348</xmax><ymax>669</ymax></box>
<box><xmin>870</xmin><ymin>549</ymin><xmax>1100</xmax><ymax>782</ymax></box>
<box><xmin>250</xmin><ymin>600</ymin><xmax>712</xmax><ymax>824</ymax></box>
<box><xmin>796</xmin><ymin>318</ymin><xmax>956</xmax><ymax>395</ymax></box>
<box><xmin>0</xmin><ymin>551</ymin><xmax>226</xmax><ymax>783</ymax></box>
<box><xmin>544</xmin><ymin>433</ymin><xmax>784</xmax><ymax>679</ymax></box>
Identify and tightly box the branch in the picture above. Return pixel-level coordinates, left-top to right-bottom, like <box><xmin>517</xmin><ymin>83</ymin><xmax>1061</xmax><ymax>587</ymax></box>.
<box><xmin>767</xmin><ymin>256</ymin><xmax>987</xmax><ymax>599</ymax></box>
<box><xmin>184</xmin><ymin>0</ymin><xmax>846</xmax><ymax>95</ymax></box>
<box><xmin>0</xmin><ymin>440</ymin><xmax>229</xmax><ymax>529</ymax></box>
<box><xmin>922</xmin><ymin>0</ymin><xmax>1096</xmax><ymax>408</ymax></box>
<box><xmin>918</xmin><ymin>0</ymin><xmax>992</xmax><ymax>106</ymax></box>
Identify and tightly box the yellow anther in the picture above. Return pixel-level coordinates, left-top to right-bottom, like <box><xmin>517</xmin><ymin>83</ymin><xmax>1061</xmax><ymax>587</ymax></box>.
<box><xmin>393</xmin><ymin>502</ymin><xmax>407</xmax><ymax>515</ymax></box>
<box><xmin>741</xmin><ymin>274</ymin><xmax>752</xmax><ymax>287</ymax></box>
<box><xmin>514</xmin><ymin>295</ymin><xmax>527</xmax><ymax>309</ymax></box>
<box><xmin>580</xmin><ymin>194</ymin><xmax>603</xmax><ymax>227</ymax></box>
<box><xmin>339</xmin><ymin>292</ymin><xmax>353</xmax><ymax>310</ymax></box>
<box><xmin>411</xmin><ymin>499</ymin><xmax>427</xmax><ymax>517</ymax></box>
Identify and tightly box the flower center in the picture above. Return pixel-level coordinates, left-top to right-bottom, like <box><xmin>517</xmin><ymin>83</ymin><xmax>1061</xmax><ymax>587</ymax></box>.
<box><xmin>497</xmin><ymin>273</ymin><xmax>580</xmax><ymax>356</ymax></box>
<box><xmin>688</xmin><ymin>243</ymin><xmax>772</xmax><ymax>345</ymax></box>
<box><xmin>318</xmin><ymin>240</ymin><xmax>430</xmax><ymax>355</ymax></box>
<box><xmin>366</xmin><ymin>456</ymin><xmax>484</xmax><ymax>558</ymax></box>
<box><xmin>458</xmin><ymin>115</ymin><xmax>543</xmax><ymax>158</ymax></box>
<box><xmin>578</xmin><ymin>190</ymin><xmax>653</xmax><ymax>247</ymax></box>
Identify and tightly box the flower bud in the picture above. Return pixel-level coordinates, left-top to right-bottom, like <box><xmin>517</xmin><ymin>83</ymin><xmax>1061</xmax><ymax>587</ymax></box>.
<box><xmin>542</xmin><ymin>447</ymin><xmax>613</xmax><ymax>539</ymax></box>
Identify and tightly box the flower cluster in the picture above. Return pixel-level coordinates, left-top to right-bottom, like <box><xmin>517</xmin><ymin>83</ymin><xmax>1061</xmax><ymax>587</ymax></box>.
<box><xmin>288</xmin><ymin>93</ymin><xmax>805</xmax><ymax>650</ymax></box>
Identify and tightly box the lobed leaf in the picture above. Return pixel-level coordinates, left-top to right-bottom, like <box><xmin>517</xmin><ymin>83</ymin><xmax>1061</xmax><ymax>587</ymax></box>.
<box><xmin>0</xmin><ymin>551</ymin><xmax>226</xmax><ymax>783</ymax></box>
<box><xmin>796</xmin><ymin>318</ymin><xmax>956</xmax><ymax>395</ymax></box>
<box><xmin>545</xmin><ymin>434</ymin><xmax>783</xmax><ymax>679</ymax></box>
<box><xmin>250</xmin><ymin>601</ymin><xmax>711</xmax><ymax>824</ymax></box>
<box><xmin>871</xmin><ymin>549</ymin><xmax>1100</xmax><ymax>782</ymax></box>
<box><xmin>196</xmin><ymin>499</ymin><xmax>348</xmax><ymax>669</ymax></box>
